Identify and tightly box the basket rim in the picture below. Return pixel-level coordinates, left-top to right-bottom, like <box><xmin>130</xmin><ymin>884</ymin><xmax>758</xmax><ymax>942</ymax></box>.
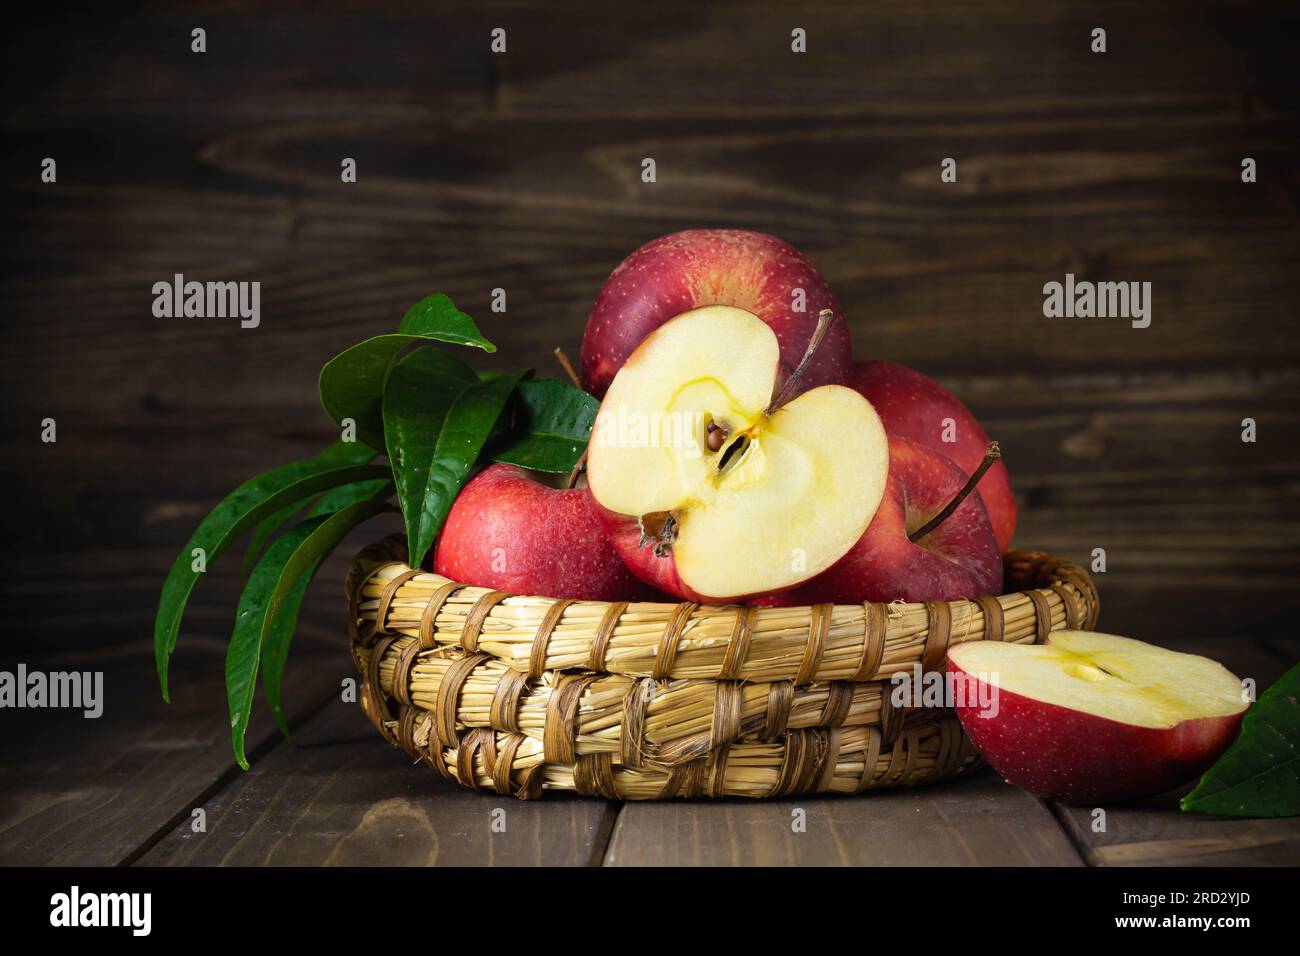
<box><xmin>346</xmin><ymin>536</ymin><xmax>1100</xmax><ymax>686</ymax></box>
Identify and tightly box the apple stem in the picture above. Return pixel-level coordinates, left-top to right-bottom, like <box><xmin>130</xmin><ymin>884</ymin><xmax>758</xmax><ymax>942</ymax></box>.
<box><xmin>565</xmin><ymin>449</ymin><xmax>588</xmax><ymax>490</ymax></box>
<box><xmin>765</xmin><ymin>308</ymin><xmax>834</xmax><ymax>415</ymax></box>
<box><xmin>908</xmin><ymin>441</ymin><xmax>1002</xmax><ymax>543</ymax></box>
<box><xmin>553</xmin><ymin>346</ymin><xmax>582</xmax><ymax>389</ymax></box>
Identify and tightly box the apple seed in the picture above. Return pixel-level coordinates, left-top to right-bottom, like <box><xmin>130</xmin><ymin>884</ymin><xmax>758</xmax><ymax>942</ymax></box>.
<box><xmin>706</xmin><ymin>420</ymin><xmax>730</xmax><ymax>452</ymax></box>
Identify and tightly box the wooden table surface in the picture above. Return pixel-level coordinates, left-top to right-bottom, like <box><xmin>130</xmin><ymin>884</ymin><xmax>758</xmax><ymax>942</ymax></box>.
<box><xmin>1</xmin><ymin>2</ymin><xmax>1298</xmax><ymax>866</ymax></box>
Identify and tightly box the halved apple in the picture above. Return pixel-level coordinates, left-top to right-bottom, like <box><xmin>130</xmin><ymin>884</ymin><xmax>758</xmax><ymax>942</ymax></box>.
<box><xmin>948</xmin><ymin>631</ymin><xmax>1249</xmax><ymax>804</ymax></box>
<box><xmin>587</xmin><ymin>305</ymin><xmax>889</xmax><ymax>603</ymax></box>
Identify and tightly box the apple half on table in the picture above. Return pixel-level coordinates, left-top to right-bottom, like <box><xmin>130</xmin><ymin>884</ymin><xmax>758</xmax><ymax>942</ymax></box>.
<box><xmin>587</xmin><ymin>305</ymin><xmax>889</xmax><ymax>604</ymax></box>
<box><xmin>948</xmin><ymin>631</ymin><xmax>1249</xmax><ymax>804</ymax></box>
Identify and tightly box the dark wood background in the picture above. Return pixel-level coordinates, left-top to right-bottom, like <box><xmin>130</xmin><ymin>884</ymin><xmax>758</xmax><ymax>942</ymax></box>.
<box><xmin>0</xmin><ymin>1</ymin><xmax>1297</xmax><ymax>866</ymax></box>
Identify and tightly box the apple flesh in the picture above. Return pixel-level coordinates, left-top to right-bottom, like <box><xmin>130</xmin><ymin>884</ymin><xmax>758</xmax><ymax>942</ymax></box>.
<box><xmin>852</xmin><ymin>360</ymin><xmax>1016</xmax><ymax>552</ymax></box>
<box><xmin>587</xmin><ymin>305</ymin><xmax>889</xmax><ymax>603</ymax></box>
<box><xmin>581</xmin><ymin>229</ymin><xmax>854</xmax><ymax>399</ymax></box>
<box><xmin>948</xmin><ymin>632</ymin><xmax>1249</xmax><ymax>804</ymax></box>
<box><xmin>432</xmin><ymin>463</ymin><xmax>659</xmax><ymax>601</ymax></box>
<box><xmin>761</xmin><ymin>436</ymin><xmax>1003</xmax><ymax>605</ymax></box>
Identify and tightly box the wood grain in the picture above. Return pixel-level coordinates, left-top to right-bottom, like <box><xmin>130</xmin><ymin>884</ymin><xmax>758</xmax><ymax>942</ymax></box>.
<box><xmin>603</xmin><ymin>769</ymin><xmax>1082</xmax><ymax>866</ymax></box>
<box><xmin>136</xmin><ymin>691</ymin><xmax>617</xmax><ymax>867</ymax></box>
<box><xmin>0</xmin><ymin>557</ymin><xmax>355</xmax><ymax>865</ymax></box>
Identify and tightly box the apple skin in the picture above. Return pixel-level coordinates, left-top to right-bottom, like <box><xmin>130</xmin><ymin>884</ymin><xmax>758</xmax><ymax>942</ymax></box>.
<box><xmin>762</xmin><ymin>436</ymin><xmax>1003</xmax><ymax>606</ymax></box>
<box><xmin>580</xmin><ymin>230</ymin><xmax>854</xmax><ymax>398</ymax></box>
<box><xmin>852</xmin><ymin>361</ymin><xmax>1016</xmax><ymax>552</ymax></box>
<box><xmin>947</xmin><ymin>661</ymin><xmax>1246</xmax><ymax>805</ymax></box>
<box><xmin>594</xmin><ymin>505</ymin><xmax>718</xmax><ymax>604</ymax></box>
<box><xmin>595</xmin><ymin>502</ymin><xmax>793</xmax><ymax>606</ymax></box>
<box><xmin>432</xmin><ymin>463</ymin><xmax>660</xmax><ymax>602</ymax></box>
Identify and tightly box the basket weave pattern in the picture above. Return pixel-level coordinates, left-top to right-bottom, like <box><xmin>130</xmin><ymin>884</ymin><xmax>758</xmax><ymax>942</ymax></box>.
<box><xmin>347</xmin><ymin>538</ymin><xmax>1098</xmax><ymax>800</ymax></box>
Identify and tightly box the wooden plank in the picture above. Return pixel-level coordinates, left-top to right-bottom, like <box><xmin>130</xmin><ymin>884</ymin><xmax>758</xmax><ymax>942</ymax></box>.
<box><xmin>1057</xmin><ymin>800</ymin><xmax>1300</xmax><ymax>867</ymax></box>
<box><xmin>3</xmin><ymin>3</ymin><xmax>1295</xmax><ymax>116</ymax></box>
<box><xmin>1053</xmin><ymin>640</ymin><xmax>1300</xmax><ymax>866</ymax></box>
<box><xmin>1070</xmin><ymin>825</ymin><xmax>1300</xmax><ymax>867</ymax></box>
<box><xmin>135</xmin><ymin>693</ymin><xmax>617</xmax><ymax>867</ymax></box>
<box><xmin>0</xmin><ymin>554</ymin><xmax>355</xmax><ymax>865</ymax></box>
<box><xmin>603</xmin><ymin>769</ymin><xmax>1082</xmax><ymax>866</ymax></box>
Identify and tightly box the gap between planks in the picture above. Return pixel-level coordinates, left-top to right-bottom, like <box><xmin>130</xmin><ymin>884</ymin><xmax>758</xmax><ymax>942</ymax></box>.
<box><xmin>120</xmin><ymin>684</ymin><xmax>341</xmax><ymax>867</ymax></box>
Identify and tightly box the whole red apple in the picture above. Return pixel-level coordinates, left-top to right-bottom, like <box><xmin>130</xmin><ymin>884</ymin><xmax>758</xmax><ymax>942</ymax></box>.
<box><xmin>433</xmin><ymin>463</ymin><xmax>658</xmax><ymax>601</ymax></box>
<box><xmin>948</xmin><ymin>632</ymin><xmax>1249</xmax><ymax>804</ymax></box>
<box><xmin>767</xmin><ymin>436</ymin><xmax>1003</xmax><ymax>606</ymax></box>
<box><xmin>580</xmin><ymin>229</ymin><xmax>854</xmax><ymax>398</ymax></box>
<box><xmin>852</xmin><ymin>360</ymin><xmax>1016</xmax><ymax>552</ymax></box>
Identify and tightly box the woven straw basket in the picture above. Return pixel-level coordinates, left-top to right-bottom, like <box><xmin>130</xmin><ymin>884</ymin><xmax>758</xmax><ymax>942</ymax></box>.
<box><xmin>346</xmin><ymin>537</ymin><xmax>1099</xmax><ymax>800</ymax></box>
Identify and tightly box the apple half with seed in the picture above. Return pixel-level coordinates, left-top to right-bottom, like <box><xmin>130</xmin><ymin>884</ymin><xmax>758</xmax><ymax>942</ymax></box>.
<box><xmin>587</xmin><ymin>305</ymin><xmax>889</xmax><ymax>603</ymax></box>
<box><xmin>948</xmin><ymin>631</ymin><xmax>1250</xmax><ymax>804</ymax></box>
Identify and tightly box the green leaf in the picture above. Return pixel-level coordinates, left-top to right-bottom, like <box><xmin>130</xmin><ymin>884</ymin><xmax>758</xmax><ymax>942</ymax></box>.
<box><xmin>381</xmin><ymin>348</ymin><xmax>479</xmax><ymax>562</ymax></box>
<box><xmin>262</xmin><ymin>479</ymin><xmax>394</xmax><ymax>741</ymax></box>
<box><xmin>397</xmin><ymin>293</ymin><xmax>493</xmax><ymax>342</ymax></box>
<box><xmin>319</xmin><ymin>294</ymin><xmax>495</xmax><ymax>447</ymax></box>
<box><xmin>241</xmin><ymin>498</ymin><xmax>307</xmax><ymax>582</ymax></box>
<box><xmin>254</xmin><ymin>570</ymin><xmax>312</xmax><ymax>740</ymax></box>
<box><xmin>225</xmin><ymin>518</ymin><xmax>322</xmax><ymax>769</ymax></box>
<box><xmin>240</xmin><ymin>440</ymin><xmax>377</xmax><ymax>580</ymax></box>
<box><xmin>490</xmin><ymin>378</ymin><xmax>599</xmax><ymax>473</ymax></box>
<box><xmin>226</xmin><ymin>497</ymin><xmax>393</xmax><ymax>769</ymax></box>
<box><xmin>305</xmin><ymin>477</ymin><xmax>393</xmax><ymax>518</ymax></box>
<box><xmin>154</xmin><ymin>458</ymin><xmax>390</xmax><ymax>701</ymax></box>
<box><xmin>413</xmin><ymin>371</ymin><xmax>526</xmax><ymax>562</ymax></box>
<box><xmin>1182</xmin><ymin>663</ymin><xmax>1300</xmax><ymax>818</ymax></box>
<box><xmin>383</xmin><ymin>351</ymin><xmax>525</xmax><ymax>568</ymax></box>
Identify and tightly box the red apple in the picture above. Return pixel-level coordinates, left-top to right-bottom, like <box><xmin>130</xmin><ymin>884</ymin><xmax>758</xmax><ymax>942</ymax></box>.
<box><xmin>852</xmin><ymin>360</ymin><xmax>1016</xmax><ymax>552</ymax></box>
<box><xmin>765</xmin><ymin>436</ymin><xmax>1003</xmax><ymax>606</ymax></box>
<box><xmin>580</xmin><ymin>229</ymin><xmax>854</xmax><ymax>399</ymax></box>
<box><xmin>433</xmin><ymin>463</ymin><xmax>658</xmax><ymax>601</ymax></box>
<box><xmin>947</xmin><ymin>632</ymin><xmax>1250</xmax><ymax>804</ymax></box>
<box><xmin>587</xmin><ymin>305</ymin><xmax>889</xmax><ymax>604</ymax></box>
